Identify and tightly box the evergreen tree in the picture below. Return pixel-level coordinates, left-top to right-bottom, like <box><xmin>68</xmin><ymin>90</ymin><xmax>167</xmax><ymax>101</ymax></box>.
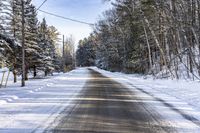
<box><xmin>38</xmin><ymin>18</ymin><xmax>57</xmax><ymax>76</ymax></box>
<box><xmin>93</xmin><ymin>0</ymin><xmax>200</xmax><ymax>79</ymax></box>
<box><xmin>0</xmin><ymin>0</ymin><xmax>63</xmax><ymax>83</ymax></box>
<box><xmin>24</xmin><ymin>3</ymin><xmax>41</xmax><ymax>79</ymax></box>
<box><xmin>76</xmin><ymin>36</ymin><xmax>96</xmax><ymax>67</ymax></box>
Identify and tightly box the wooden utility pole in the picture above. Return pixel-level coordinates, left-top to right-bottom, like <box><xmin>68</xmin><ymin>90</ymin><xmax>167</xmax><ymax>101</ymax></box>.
<box><xmin>21</xmin><ymin>0</ymin><xmax>25</xmax><ymax>87</ymax></box>
<box><xmin>74</xmin><ymin>49</ymin><xmax>76</xmax><ymax>68</ymax></box>
<box><xmin>63</xmin><ymin>35</ymin><xmax>65</xmax><ymax>72</ymax></box>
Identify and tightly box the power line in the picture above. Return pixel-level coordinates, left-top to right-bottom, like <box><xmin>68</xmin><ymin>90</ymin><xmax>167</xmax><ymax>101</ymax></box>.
<box><xmin>38</xmin><ymin>9</ymin><xmax>94</xmax><ymax>26</ymax></box>
<box><xmin>36</xmin><ymin>0</ymin><xmax>48</xmax><ymax>11</ymax></box>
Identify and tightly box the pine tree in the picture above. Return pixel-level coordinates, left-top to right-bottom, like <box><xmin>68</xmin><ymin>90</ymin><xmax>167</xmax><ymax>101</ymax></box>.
<box><xmin>76</xmin><ymin>36</ymin><xmax>96</xmax><ymax>67</ymax></box>
<box><xmin>0</xmin><ymin>0</ymin><xmax>17</xmax><ymax>72</ymax></box>
<box><xmin>38</xmin><ymin>18</ymin><xmax>54</xmax><ymax>76</ymax></box>
<box><xmin>10</xmin><ymin>0</ymin><xmax>22</xmax><ymax>82</ymax></box>
<box><xmin>93</xmin><ymin>0</ymin><xmax>200</xmax><ymax>79</ymax></box>
<box><xmin>24</xmin><ymin>3</ymin><xmax>41</xmax><ymax>79</ymax></box>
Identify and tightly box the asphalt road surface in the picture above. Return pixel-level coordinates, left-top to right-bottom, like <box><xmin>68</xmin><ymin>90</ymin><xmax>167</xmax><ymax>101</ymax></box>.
<box><xmin>49</xmin><ymin>69</ymin><xmax>183</xmax><ymax>133</ymax></box>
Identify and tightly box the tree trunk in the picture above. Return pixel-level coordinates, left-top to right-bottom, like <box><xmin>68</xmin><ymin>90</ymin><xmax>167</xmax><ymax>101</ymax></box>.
<box><xmin>45</xmin><ymin>70</ymin><xmax>48</xmax><ymax>77</ymax></box>
<box><xmin>33</xmin><ymin>65</ymin><xmax>37</xmax><ymax>78</ymax></box>
<box><xmin>142</xmin><ymin>21</ymin><xmax>153</xmax><ymax>74</ymax></box>
<box><xmin>13</xmin><ymin>59</ymin><xmax>17</xmax><ymax>83</ymax></box>
<box><xmin>142</xmin><ymin>15</ymin><xmax>175</xmax><ymax>78</ymax></box>
<box><xmin>13</xmin><ymin>69</ymin><xmax>17</xmax><ymax>83</ymax></box>
<box><xmin>25</xmin><ymin>69</ymin><xmax>28</xmax><ymax>81</ymax></box>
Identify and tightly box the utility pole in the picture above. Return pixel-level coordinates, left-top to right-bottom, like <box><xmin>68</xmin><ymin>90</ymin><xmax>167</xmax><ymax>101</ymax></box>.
<box><xmin>74</xmin><ymin>48</ymin><xmax>76</xmax><ymax>68</ymax></box>
<box><xmin>21</xmin><ymin>0</ymin><xmax>25</xmax><ymax>87</ymax></box>
<box><xmin>63</xmin><ymin>35</ymin><xmax>65</xmax><ymax>72</ymax></box>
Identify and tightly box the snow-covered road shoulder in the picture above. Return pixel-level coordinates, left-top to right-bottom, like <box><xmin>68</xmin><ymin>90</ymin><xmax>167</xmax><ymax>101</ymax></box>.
<box><xmin>0</xmin><ymin>68</ymin><xmax>89</xmax><ymax>133</ymax></box>
<box><xmin>91</xmin><ymin>67</ymin><xmax>200</xmax><ymax>132</ymax></box>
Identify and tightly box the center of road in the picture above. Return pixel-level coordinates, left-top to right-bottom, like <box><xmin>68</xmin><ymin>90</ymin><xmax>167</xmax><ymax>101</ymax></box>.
<box><xmin>49</xmin><ymin>69</ymin><xmax>175</xmax><ymax>133</ymax></box>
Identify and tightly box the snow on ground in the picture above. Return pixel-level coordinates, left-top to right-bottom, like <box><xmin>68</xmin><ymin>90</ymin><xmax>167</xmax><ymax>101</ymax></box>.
<box><xmin>91</xmin><ymin>67</ymin><xmax>200</xmax><ymax>110</ymax></box>
<box><xmin>0</xmin><ymin>67</ymin><xmax>9</xmax><ymax>72</ymax></box>
<box><xmin>92</xmin><ymin>67</ymin><xmax>200</xmax><ymax>132</ymax></box>
<box><xmin>0</xmin><ymin>68</ymin><xmax>89</xmax><ymax>133</ymax></box>
<box><xmin>0</xmin><ymin>67</ymin><xmax>13</xmax><ymax>87</ymax></box>
<box><xmin>1</xmin><ymin>67</ymin><xmax>200</xmax><ymax>132</ymax></box>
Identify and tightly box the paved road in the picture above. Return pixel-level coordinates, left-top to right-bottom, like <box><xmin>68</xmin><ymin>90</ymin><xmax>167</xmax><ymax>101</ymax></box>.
<box><xmin>50</xmin><ymin>69</ymin><xmax>177</xmax><ymax>133</ymax></box>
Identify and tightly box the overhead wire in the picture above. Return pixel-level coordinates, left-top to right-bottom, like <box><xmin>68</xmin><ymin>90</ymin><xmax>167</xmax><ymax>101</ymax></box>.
<box><xmin>38</xmin><ymin>9</ymin><xmax>95</xmax><ymax>26</ymax></box>
<box><xmin>36</xmin><ymin>0</ymin><xmax>48</xmax><ymax>11</ymax></box>
<box><xmin>35</xmin><ymin>0</ymin><xmax>94</xmax><ymax>26</ymax></box>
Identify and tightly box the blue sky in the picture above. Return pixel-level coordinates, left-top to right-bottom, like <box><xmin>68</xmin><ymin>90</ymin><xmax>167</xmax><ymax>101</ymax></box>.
<box><xmin>32</xmin><ymin>0</ymin><xmax>111</xmax><ymax>45</ymax></box>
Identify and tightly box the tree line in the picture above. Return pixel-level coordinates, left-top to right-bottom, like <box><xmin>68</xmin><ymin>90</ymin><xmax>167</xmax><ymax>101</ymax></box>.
<box><xmin>0</xmin><ymin>0</ymin><xmax>69</xmax><ymax>84</ymax></box>
<box><xmin>76</xmin><ymin>0</ymin><xmax>200</xmax><ymax>80</ymax></box>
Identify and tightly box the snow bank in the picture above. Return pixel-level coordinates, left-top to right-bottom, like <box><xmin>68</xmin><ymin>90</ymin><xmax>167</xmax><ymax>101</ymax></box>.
<box><xmin>0</xmin><ymin>67</ymin><xmax>9</xmax><ymax>72</ymax></box>
<box><xmin>1</xmin><ymin>66</ymin><xmax>200</xmax><ymax>132</ymax></box>
<box><xmin>91</xmin><ymin>67</ymin><xmax>200</xmax><ymax>132</ymax></box>
<box><xmin>0</xmin><ymin>68</ymin><xmax>89</xmax><ymax>133</ymax></box>
<box><xmin>91</xmin><ymin>67</ymin><xmax>200</xmax><ymax>109</ymax></box>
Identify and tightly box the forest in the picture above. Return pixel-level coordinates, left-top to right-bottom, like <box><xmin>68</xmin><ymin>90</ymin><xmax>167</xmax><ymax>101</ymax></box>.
<box><xmin>76</xmin><ymin>0</ymin><xmax>200</xmax><ymax>80</ymax></box>
<box><xmin>0</xmin><ymin>0</ymin><xmax>75</xmax><ymax>86</ymax></box>
<box><xmin>1</xmin><ymin>0</ymin><xmax>200</xmax><ymax>86</ymax></box>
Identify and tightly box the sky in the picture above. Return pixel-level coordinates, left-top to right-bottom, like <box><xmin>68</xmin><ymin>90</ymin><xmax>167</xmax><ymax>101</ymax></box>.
<box><xmin>31</xmin><ymin>0</ymin><xmax>111</xmax><ymax>46</ymax></box>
